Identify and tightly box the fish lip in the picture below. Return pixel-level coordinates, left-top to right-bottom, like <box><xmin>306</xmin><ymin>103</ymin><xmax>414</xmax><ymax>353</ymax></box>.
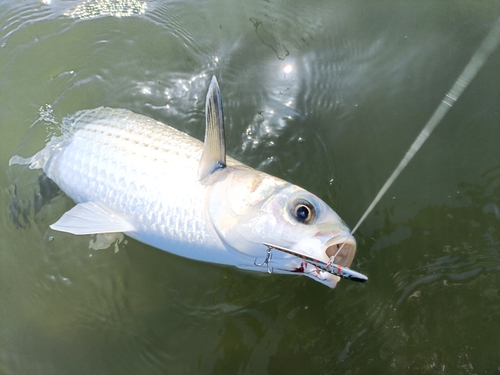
<box><xmin>324</xmin><ymin>233</ymin><xmax>357</xmax><ymax>268</ymax></box>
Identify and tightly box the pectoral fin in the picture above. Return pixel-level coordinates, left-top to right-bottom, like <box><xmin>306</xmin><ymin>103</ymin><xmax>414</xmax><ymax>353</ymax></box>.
<box><xmin>198</xmin><ymin>75</ymin><xmax>226</xmax><ymax>181</ymax></box>
<box><xmin>50</xmin><ymin>202</ymin><xmax>135</xmax><ymax>235</ymax></box>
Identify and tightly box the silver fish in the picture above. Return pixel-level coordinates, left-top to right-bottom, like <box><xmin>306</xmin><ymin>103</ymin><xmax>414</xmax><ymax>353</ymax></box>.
<box><xmin>10</xmin><ymin>76</ymin><xmax>360</xmax><ymax>288</ymax></box>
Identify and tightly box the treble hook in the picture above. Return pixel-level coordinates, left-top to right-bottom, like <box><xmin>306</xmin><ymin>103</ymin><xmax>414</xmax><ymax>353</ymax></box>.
<box><xmin>254</xmin><ymin>246</ymin><xmax>274</xmax><ymax>274</ymax></box>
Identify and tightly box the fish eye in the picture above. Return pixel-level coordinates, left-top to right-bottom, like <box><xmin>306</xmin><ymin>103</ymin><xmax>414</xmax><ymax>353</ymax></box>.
<box><xmin>291</xmin><ymin>199</ymin><xmax>316</xmax><ymax>224</ymax></box>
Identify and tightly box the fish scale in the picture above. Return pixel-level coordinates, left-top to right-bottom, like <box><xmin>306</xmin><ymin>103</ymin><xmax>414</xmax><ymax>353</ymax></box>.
<box><xmin>46</xmin><ymin>107</ymin><xmax>227</xmax><ymax>257</ymax></box>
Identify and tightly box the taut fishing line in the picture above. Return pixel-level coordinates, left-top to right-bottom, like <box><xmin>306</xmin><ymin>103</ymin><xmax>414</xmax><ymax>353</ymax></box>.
<box><xmin>350</xmin><ymin>17</ymin><xmax>500</xmax><ymax>235</ymax></box>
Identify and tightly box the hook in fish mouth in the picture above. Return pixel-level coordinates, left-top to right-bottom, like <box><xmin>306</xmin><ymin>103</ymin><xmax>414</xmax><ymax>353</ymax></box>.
<box><xmin>262</xmin><ymin>243</ymin><xmax>368</xmax><ymax>283</ymax></box>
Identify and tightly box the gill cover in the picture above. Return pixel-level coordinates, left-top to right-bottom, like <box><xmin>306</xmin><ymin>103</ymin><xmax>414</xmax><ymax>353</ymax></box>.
<box><xmin>206</xmin><ymin>167</ymin><xmax>290</xmax><ymax>256</ymax></box>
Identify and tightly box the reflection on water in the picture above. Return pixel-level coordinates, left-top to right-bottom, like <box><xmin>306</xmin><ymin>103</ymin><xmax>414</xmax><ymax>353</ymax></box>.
<box><xmin>68</xmin><ymin>0</ymin><xmax>147</xmax><ymax>19</ymax></box>
<box><xmin>1</xmin><ymin>0</ymin><xmax>500</xmax><ymax>374</ymax></box>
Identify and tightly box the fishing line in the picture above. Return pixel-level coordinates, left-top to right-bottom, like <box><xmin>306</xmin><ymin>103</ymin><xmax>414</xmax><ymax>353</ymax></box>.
<box><xmin>349</xmin><ymin>17</ymin><xmax>500</xmax><ymax>235</ymax></box>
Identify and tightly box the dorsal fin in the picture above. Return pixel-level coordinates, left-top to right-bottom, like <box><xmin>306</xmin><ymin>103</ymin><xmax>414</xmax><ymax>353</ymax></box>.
<box><xmin>198</xmin><ymin>75</ymin><xmax>226</xmax><ymax>181</ymax></box>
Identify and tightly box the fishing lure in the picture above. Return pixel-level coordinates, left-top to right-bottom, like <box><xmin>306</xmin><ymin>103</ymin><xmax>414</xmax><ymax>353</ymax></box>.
<box><xmin>264</xmin><ymin>243</ymin><xmax>368</xmax><ymax>283</ymax></box>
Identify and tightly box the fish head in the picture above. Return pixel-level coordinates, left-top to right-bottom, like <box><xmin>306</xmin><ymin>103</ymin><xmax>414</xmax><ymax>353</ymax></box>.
<box><xmin>207</xmin><ymin>166</ymin><xmax>356</xmax><ymax>287</ymax></box>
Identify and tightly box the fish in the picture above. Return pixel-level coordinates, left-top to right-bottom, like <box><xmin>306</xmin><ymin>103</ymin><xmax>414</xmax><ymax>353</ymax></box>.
<box><xmin>9</xmin><ymin>76</ymin><xmax>363</xmax><ymax>288</ymax></box>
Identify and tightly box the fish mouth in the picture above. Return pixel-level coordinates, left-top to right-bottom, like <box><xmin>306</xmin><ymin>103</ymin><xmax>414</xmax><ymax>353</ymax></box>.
<box><xmin>262</xmin><ymin>232</ymin><xmax>358</xmax><ymax>287</ymax></box>
<box><xmin>325</xmin><ymin>235</ymin><xmax>356</xmax><ymax>267</ymax></box>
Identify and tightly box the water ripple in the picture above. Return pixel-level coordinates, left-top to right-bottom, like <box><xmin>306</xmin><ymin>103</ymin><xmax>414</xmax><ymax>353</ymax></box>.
<box><xmin>0</xmin><ymin>1</ymin><xmax>54</xmax><ymax>44</ymax></box>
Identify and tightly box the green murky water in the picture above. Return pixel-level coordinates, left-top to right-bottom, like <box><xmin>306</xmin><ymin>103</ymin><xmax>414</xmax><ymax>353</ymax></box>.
<box><xmin>1</xmin><ymin>1</ymin><xmax>500</xmax><ymax>374</ymax></box>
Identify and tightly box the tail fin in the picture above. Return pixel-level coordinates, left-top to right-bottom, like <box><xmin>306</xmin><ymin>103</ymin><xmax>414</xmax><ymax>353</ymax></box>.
<box><xmin>9</xmin><ymin>155</ymin><xmax>33</xmax><ymax>167</ymax></box>
<box><xmin>9</xmin><ymin>135</ymin><xmax>65</xmax><ymax>170</ymax></box>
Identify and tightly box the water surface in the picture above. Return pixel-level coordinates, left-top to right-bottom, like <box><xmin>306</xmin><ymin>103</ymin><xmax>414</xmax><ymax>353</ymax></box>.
<box><xmin>1</xmin><ymin>0</ymin><xmax>500</xmax><ymax>374</ymax></box>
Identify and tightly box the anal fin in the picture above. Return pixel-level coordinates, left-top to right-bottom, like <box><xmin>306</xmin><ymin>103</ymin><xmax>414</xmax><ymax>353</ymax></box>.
<box><xmin>50</xmin><ymin>202</ymin><xmax>134</xmax><ymax>235</ymax></box>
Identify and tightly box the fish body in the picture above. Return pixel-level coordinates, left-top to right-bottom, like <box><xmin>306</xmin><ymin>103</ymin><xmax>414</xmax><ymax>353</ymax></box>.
<box><xmin>10</xmin><ymin>77</ymin><xmax>360</xmax><ymax>287</ymax></box>
<box><xmin>39</xmin><ymin>107</ymin><xmax>236</xmax><ymax>262</ymax></box>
